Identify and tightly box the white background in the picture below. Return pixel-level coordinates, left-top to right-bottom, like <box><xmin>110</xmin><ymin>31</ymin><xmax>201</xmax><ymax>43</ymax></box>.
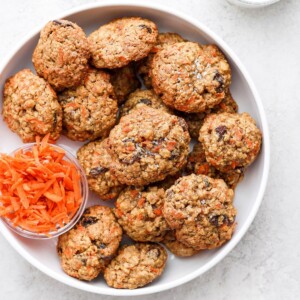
<box><xmin>0</xmin><ymin>0</ymin><xmax>299</xmax><ymax>299</ymax></box>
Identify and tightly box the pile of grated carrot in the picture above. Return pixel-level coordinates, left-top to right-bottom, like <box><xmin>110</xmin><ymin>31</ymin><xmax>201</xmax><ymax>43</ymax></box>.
<box><xmin>0</xmin><ymin>134</ymin><xmax>82</xmax><ymax>234</ymax></box>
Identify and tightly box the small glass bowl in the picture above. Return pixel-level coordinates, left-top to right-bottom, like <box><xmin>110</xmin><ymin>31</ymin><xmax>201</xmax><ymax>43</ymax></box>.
<box><xmin>1</xmin><ymin>143</ymin><xmax>88</xmax><ymax>239</ymax></box>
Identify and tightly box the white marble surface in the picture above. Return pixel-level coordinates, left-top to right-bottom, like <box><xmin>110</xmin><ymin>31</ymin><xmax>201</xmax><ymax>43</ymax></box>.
<box><xmin>0</xmin><ymin>0</ymin><xmax>299</xmax><ymax>299</ymax></box>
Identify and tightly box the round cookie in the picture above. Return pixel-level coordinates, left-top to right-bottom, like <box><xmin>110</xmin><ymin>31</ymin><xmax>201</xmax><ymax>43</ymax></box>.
<box><xmin>199</xmin><ymin>112</ymin><xmax>262</xmax><ymax>172</ymax></box>
<box><xmin>185</xmin><ymin>142</ymin><xmax>243</xmax><ymax>189</ymax></box>
<box><xmin>107</xmin><ymin>106</ymin><xmax>190</xmax><ymax>186</ymax></box>
<box><xmin>114</xmin><ymin>186</ymin><xmax>169</xmax><ymax>242</ymax></box>
<box><xmin>163</xmin><ymin>174</ymin><xmax>236</xmax><ymax>250</ymax></box>
<box><xmin>57</xmin><ymin>206</ymin><xmax>122</xmax><ymax>281</ymax></box>
<box><xmin>151</xmin><ymin>42</ymin><xmax>231</xmax><ymax>113</ymax></box>
<box><xmin>162</xmin><ymin>230</ymin><xmax>199</xmax><ymax>257</ymax></box>
<box><xmin>32</xmin><ymin>20</ymin><xmax>90</xmax><ymax>91</ymax></box>
<box><xmin>180</xmin><ymin>90</ymin><xmax>238</xmax><ymax>139</ymax></box>
<box><xmin>109</xmin><ymin>63</ymin><xmax>141</xmax><ymax>104</ymax></box>
<box><xmin>77</xmin><ymin>139</ymin><xmax>124</xmax><ymax>200</ymax></box>
<box><xmin>89</xmin><ymin>17</ymin><xmax>158</xmax><ymax>69</ymax></box>
<box><xmin>104</xmin><ymin>243</ymin><xmax>167</xmax><ymax>289</ymax></box>
<box><xmin>58</xmin><ymin>68</ymin><xmax>118</xmax><ymax>141</ymax></box>
<box><xmin>119</xmin><ymin>89</ymin><xmax>172</xmax><ymax>118</ymax></box>
<box><xmin>137</xmin><ymin>32</ymin><xmax>185</xmax><ymax>88</ymax></box>
<box><xmin>2</xmin><ymin>69</ymin><xmax>62</xmax><ymax>143</ymax></box>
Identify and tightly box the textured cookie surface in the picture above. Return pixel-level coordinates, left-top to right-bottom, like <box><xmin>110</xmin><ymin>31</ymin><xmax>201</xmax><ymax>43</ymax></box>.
<box><xmin>138</xmin><ymin>32</ymin><xmax>185</xmax><ymax>88</ymax></box>
<box><xmin>114</xmin><ymin>186</ymin><xmax>169</xmax><ymax>242</ymax></box>
<box><xmin>162</xmin><ymin>230</ymin><xmax>199</xmax><ymax>257</ymax></box>
<box><xmin>3</xmin><ymin>69</ymin><xmax>62</xmax><ymax>142</ymax></box>
<box><xmin>180</xmin><ymin>90</ymin><xmax>238</xmax><ymax>139</ymax></box>
<box><xmin>107</xmin><ymin>106</ymin><xmax>190</xmax><ymax>186</ymax></box>
<box><xmin>32</xmin><ymin>20</ymin><xmax>90</xmax><ymax>91</ymax></box>
<box><xmin>104</xmin><ymin>243</ymin><xmax>167</xmax><ymax>289</ymax></box>
<box><xmin>109</xmin><ymin>63</ymin><xmax>141</xmax><ymax>104</ymax></box>
<box><xmin>186</xmin><ymin>142</ymin><xmax>244</xmax><ymax>189</ymax></box>
<box><xmin>77</xmin><ymin>139</ymin><xmax>124</xmax><ymax>200</ymax></box>
<box><xmin>89</xmin><ymin>17</ymin><xmax>158</xmax><ymax>69</ymax></box>
<box><xmin>120</xmin><ymin>89</ymin><xmax>172</xmax><ymax>118</ymax></box>
<box><xmin>57</xmin><ymin>206</ymin><xmax>122</xmax><ymax>281</ymax></box>
<box><xmin>163</xmin><ymin>174</ymin><xmax>236</xmax><ymax>250</ymax></box>
<box><xmin>151</xmin><ymin>42</ymin><xmax>231</xmax><ymax>113</ymax></box>
<box><xmin>58</xmin><ymin>68</ymin><xmax>118</xmax><ymax>141</ymax></box>
<box><xmin>199</xmin><ymin>112</ymin><xmax>262</xmax><ymax>172</ymax></box>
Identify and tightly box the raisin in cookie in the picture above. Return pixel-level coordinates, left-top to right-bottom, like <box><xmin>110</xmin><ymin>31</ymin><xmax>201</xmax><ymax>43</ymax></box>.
<box><xmin>199</xmin><ymin>112</ymin><xmax>262</xmax><ymax>172</ymax></box>
<box><xmin>163</xmin><ymin>174</ymin><xmax>236</xmax><ymax>250</ymax></box>
<box><xmin>151</xmin><ymin>42</ymin><xmax>231</xmax><ymax>113</ymax></box>
<box><xmin>114</xmin><ymin>186</ymin><xmax>169</xmax><ymax>242</ymax></box>
<box><xmin>107</xmin><ymin>106</ymin><xmax>190</xmax><ymax>186</ymax></box>
<box><xmin>3</xmin><ymin>69</ymin><xmax>62</xmax><ymax>143</ymax></box>
<box><xmin>57</xmin><ymin>206</ymin><xmax>122</xmax><ymax>281</ymax></box>
<box><xmin>104</xmin><ymin>243</ymin><xmax>167</xmax><ymax>289</ymax></box>
<box><xmin>58</xmin><ymin>68</ymin><xmax>118</xmax><ymax>141</ymax></box>
<box><xmin>77</xmin><ymin>139</ymin><xmax>124</xmax><ymax>200</ymax></box>
<box><xmin>89</xmin><ymin>17</ymin><xmax>158</xmax><ymax>69</ymax></box>
<box><xmin>32</xmin><ymin>20</ymin><xmax>90</xmax><ymax>91</ymax></box>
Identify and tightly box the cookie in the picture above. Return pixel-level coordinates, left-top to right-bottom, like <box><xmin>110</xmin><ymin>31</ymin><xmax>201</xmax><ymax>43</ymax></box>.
<box><xmin>57</xmin><ymin>206</ymin><xmax>122</xmax><ymax>281</ymax></box>
<box><xmin>119</xmin><ymin>89</ymin><xmax>172</xmax><ymax>118</ymax></box>
<box><xmin>2</xmin><ymin>69</ymin><xmax>62</xmax><ymax>143</ymax></box>
<box><xmin>163</xmin><ymin>174</ymin><xmax>236</xmax><ymax>250</ymax></box>
<box><xmin>114</xmin><ymin>186</ymin><xmax>169</xmax><ymax>242</ymax></box>
<box><xmin>180</xmin><ymin>90</ymin><xmax>238</xmax><ymax>139</ymax></box>
<box><xmin>89</xmin><ymin>17</ymin><xmax>158</xmax><ymax>69</ymax></box>
<box><xmin>162</xmin><ymin>230</ymin><xmax>199</xmax><ymax>257</ymax></box>
<box><xmin>104</xmin><ymin>243</ymin><xmax>167</xmax><ymax>289</ymax></box>
<box><xmin>199</xmin><ymin>112</ymin><xmax>262</xmax><ymax>172</ymax></box>
<box><xmin>151</xmin><ymin>42</ymin><xmax>231</xmax><ymax>113</ymax></box>
<box><xmin>107</xmin><ymin>106</ymin><xmax>190</xmax><ymax>186</ymax></box>
<box><xmin>109</xmin><ymin>63</ymin><xmax>141</xmax><ymax>104</ymax></box>
<box><xmin>58</xmin><ymin>68</ymin><xmax>118</xmax><ymax>141</ymax></box>
<box><xmin>77</xmin><ymin>139</ymin><xmax>124</xmax><ymax>200</ymax></box>
<box><xmin>137</xmin><ymin>32</ymin><xmax>185</xmax><ymax>88</ymax></box>
<box><xmin>185</xmin><ymin>142</ymin><xmax>243</xmax><ymax>189</ymax></box>
<box><xmin>32</xmin><ymin>20</ymin><xmax>90</xmax><ymax>91</ymax></box>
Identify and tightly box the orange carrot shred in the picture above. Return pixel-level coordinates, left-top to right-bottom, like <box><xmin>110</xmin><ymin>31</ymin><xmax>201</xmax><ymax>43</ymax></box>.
<box><xmin>0</xmin><ymin>135</ymin><xmax>82</xmax><ymax>234</ymax></box>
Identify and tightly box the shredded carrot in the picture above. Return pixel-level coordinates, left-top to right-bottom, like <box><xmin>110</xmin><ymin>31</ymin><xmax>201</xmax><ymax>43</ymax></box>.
<box><xmin>0</xmin><ymin>134</ymin><xmax>82</xmax><ymax>234</ymax></box>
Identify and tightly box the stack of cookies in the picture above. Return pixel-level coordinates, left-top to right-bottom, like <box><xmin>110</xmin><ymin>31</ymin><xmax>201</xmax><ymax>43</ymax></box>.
<box><xmin>2</xmin><ymin>17</ymin><xmax>262</xmax><ymax>289</ymax></box>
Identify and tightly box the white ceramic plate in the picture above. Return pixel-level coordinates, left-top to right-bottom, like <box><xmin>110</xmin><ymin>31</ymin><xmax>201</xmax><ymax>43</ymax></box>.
<box><xmin>0</xmin><ymin>0</ymin><xmax>270</xmax><ymax>296</ymax></box>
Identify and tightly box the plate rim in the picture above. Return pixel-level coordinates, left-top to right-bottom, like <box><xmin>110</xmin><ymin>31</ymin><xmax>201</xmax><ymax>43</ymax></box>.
<box><xmin>0</xmin><ymin>0</ymin><xmax>270</xmax><ymax>296</ymax></box>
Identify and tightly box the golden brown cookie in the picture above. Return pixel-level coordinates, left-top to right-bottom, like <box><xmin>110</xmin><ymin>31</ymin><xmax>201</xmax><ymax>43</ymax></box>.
<box><xmin>163</xmin><ymin>174</ymin><xmax>236</xmax><ymax>250</ymax></box>
<box><xmin>89</xmin><ymin>17</ymin><xmax>158</xmax><ymax>69</ymax></box>
<box><xmin>58</xmin><ymin>68</ymin><xmax>118</xmax><ymax>141</ymax></box>
<box><xmin>151</xmin><ymin>42</ymin><xmax>231</xmax><ymax>113</ymax></box>
<box><xmin>104</xmin><ymin>243</ymin><xmax>167</xmax><ymax>289</ymax></box>
<box><xmin>114</xmin><ymin>186</ymin><xmax>169</xmax><ymax>242</ymax></box>
<box><xmin>57</xmin><ymin>206</ymin><xmax>122</xmax><ymax>281</ymax></box>
<box><xmin>107</xmin><ymin>106</ymin><xmax>190</xmax><ymax>186</ymax></box>
<box><xmin>199</xmin><ymin>112</ymin><xmax>262</xmax><ymax>172</ymax></box>
<box><xmin>32</xmin><ymin>20</ymin><xmax>90</xmax><ymax>91</ymax></box>
<box><xmin>2</xmin><ymin>69</ymin><xmax>62</xmax><ymax>143</ymax></box>
<box><xmin>77</xmin><ymin>139</ymin><xmax>124</xmax><ymax>200</ymax></box>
